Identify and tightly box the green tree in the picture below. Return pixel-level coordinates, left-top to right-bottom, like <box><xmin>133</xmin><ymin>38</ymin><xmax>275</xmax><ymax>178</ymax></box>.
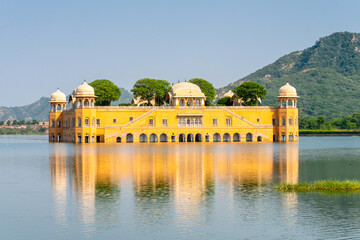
<box><xmin>232</xmin><ymin>82</ymin><xmax>267</xmax><ymax>106</ymax></box>
<box><xmin>153</xmin><ymin>80</ymin><xmax>171</xmax><ymax>106</ymax></box>
<box><xmin>0</xmin><ymin>121</ymin><xmax>4</xmax><ymax>126</ymax></box>
<box><xmin>6</xmin><ymin>120</ymin><xmax>11</xmax><ymax>126</ymax></box>
<box><xmin>216</xmin><ymin>96</ymin><xmax>231</xmax><ymax>106</ymax></box>
<box><xmin>19</xmin><ymin>120</ymin><xmax>25</xmax><ymax>125</ymax></box>
<box><xmin>12</xmin><ymin>120</ymin><xmax>18</xmax><ymax>125</ymax></box>
<box><xmin>189</xmin><ymin>78</ymin><xmax>216</xmax><ymax>105</ymax></box>
<box><xmin>316</xmin><ymin>116</ymin><xmax>326</xmax><ymax>129</ymax></box>
<box><xmin>131</xmin><ymin>79</ymin><xmax>170</xmax><ymax>106</ymax></box>
<box><xmin>89</xmin><ymin>79</ymin><xmax>121</xmax><ymax>106</ymax></box>
<box><xmin>32</xmin><ymin>119</ymin><xmax>39</xmax><ymax>125</ymax></box>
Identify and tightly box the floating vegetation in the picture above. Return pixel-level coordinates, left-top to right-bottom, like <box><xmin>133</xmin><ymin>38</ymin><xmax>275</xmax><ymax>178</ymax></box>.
<box><xmin>275</xmin><ymin>180</ymin><xmax>360</xmax><ymax>191</ymax></box>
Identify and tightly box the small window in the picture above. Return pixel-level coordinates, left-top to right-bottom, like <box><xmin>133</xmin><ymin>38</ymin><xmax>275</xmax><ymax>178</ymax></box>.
<box><xmin>129</xmin><ymin>117</ymin><xmax>133</xmax><ymax>122</ymax></box>
<box><xmin>96</xmin><ymin>119</ymin><xmax>100</xmax><ymax>127</ymax></box>
<box><xmin>226</xmin><ymin>118</ymin><xmax>231</xmax><ymax>126</ymax></box>
<box><xmin>85</xmin><ymin>118</ymin><xmax>89</xmax><ymax>126</ymax></box>
<box><xmin>78</xmin><ymin>118</ymin><xmax>81</xmax><ymax>127</ymax></box>
<box><xmin>113</xmin><ymin>119</ymin><xmax>117</xmax><ymax>123</ymax></box>
<box><xmin>257</xmin><ymin>118</ymin><xmax>260</xmax><ymax>123</ymax></box>
<box><xmin>213</xmin><ymin>118</ymin><xmax>218</xmax><ymax>127</ymax></box>
<box><xmin>72</xmin><ymin>118</ymin><xmax>75</xmax><ymax>127</ymax></box>
<box><xmin>295</xmin><ymin>118</ymin><xmax>297</xmax><ymax>125</ymax></box>
<box><xmin>272</xmin><ymin>119</ymin><xmax>276</xmax><ymax>126</ymax></box>
<box><xmin>281</xmin><ymin>118</ymin><xmax>286</xmax><ymax>126</ymax></box>
<box><xmin>57</xmin><ymin>121</ymin><xmax>61</xmax><ymax>128</ymax></box>
<box><xmin>149</xmin><ymin>119</ymin><xmax>154</xmax><ymax>127</ymax></box>
<box><xmin>289</xmin><ymin>118</ymin><xmax>293</xmax><ymax>126</ymax></box>
<box><xmin>92</xmin><ymin>118</ymin><xmax>95</xmax><ymax>126</ymax></box>
<box><xmin>162</xmin><ymin>119</ymin><xmax>168</xmax><ymax>127</ymax></box>
<box><xmin>52</xmin><ymin>120</ymin><xmax>55</xmax><ymax>128</ymax></box>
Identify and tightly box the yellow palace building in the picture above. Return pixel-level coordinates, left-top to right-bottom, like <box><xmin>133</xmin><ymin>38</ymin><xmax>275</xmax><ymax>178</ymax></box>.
<box><xmin>49</xmin><ymin>81</ymin><xmax>299</xmax><ymax>143</ymax></box>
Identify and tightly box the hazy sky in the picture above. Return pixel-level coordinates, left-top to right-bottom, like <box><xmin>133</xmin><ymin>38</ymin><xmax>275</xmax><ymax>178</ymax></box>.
<box><xmin>1</xmin><ymin>0</ymin><xmax>360</xmax><ymax>106</ymax></box>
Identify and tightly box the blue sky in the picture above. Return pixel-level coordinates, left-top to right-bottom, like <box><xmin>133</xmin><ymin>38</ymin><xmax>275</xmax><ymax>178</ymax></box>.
<box><xmin>1</xmin><ymin>0</ymin><xmax>360</xmax><ymax>106</ymax></box>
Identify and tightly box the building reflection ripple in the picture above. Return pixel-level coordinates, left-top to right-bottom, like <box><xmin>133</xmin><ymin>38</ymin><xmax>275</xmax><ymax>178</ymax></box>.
<box><xmin>49</xmin><ymin>142</ymin><xmax>299</xmax><ymax>228</ymax></box>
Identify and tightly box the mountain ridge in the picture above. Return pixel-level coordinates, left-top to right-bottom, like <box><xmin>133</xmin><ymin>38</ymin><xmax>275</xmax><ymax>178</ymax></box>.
<box><xmin>217</xmin><ymin>31</ymin><xmax>360</xmax><ymax>118</ymax></box>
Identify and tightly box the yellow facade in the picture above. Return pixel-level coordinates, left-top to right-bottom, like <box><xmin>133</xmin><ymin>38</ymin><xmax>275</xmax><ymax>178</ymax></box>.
<box><xmin>49</xmin><ymin>81</ymin><xmax>299</xmax><ymax>143</ymax></box>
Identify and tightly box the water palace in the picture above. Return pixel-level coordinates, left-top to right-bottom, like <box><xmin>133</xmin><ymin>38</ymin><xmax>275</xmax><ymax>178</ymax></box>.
<box><xmin>49</xmin><ymin>81</ymin><xmax>299</xmax><ymax>143</ymax></box>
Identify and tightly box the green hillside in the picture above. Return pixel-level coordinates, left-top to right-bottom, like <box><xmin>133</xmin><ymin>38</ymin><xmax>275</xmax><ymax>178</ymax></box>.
<box><xmin>217</xmin><ymin>32</ymin><xmax>360</xmax><ymax>118</ymax></box>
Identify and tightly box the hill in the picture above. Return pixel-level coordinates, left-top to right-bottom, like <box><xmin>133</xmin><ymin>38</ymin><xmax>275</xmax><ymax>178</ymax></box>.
<box><xmin>217</xmin><ymin>32</ymin><xmax>360</xmax><ymax>118</ymax></box>
<box><xmin>0</xmin><ymin>88</ymin><xmax>133</xmax><ymax>122</ymax></box>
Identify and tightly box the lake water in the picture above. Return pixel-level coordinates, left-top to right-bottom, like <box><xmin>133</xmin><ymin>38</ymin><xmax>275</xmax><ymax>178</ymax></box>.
<box><xmin>1</xmin><ymin>136</ymin><xmax>360</xmax><ymax>239</ymax></box>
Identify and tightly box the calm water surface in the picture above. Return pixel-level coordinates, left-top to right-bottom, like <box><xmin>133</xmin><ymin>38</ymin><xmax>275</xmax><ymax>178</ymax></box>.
<box><xmin>1</xmin><ymin>136</ymin><xmax>360</xmax><ymax>239</ymax></box>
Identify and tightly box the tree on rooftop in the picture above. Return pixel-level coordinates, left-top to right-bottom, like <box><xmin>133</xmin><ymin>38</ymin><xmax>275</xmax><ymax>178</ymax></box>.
<box><xmin>131</xmin><ymin>78</ymin><xmax>171</xmax><ymax>106</ymax></box>
<box><xmin>216</xmin><ymin>96</ymin><xmax>232</xmax><ymax>106</ymax></box>
<box><xmin>189</xmin><ymin>78</ymin><xmax>216</xmax><ymax>106</ymax></box>
<box><xmin>89</xmin><ymin>79</ymin><xmax>121</xmax><ymax>106</ymax></box>
<box><xmin>232</xmin><ymin>81</ymin><xmax>267</xmax><ymax>106</ymax></box>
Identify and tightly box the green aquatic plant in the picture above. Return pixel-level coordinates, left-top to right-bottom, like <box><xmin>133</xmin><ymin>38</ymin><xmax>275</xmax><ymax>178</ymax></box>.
<box><xmin>275</xmin><ymin>180</ymin><xmax>360</xmax><ymax>191</ymax></box>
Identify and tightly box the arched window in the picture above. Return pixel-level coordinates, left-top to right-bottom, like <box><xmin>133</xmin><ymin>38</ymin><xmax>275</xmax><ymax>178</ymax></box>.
<box><xmin>150</xmin><ymin>133</ymin><xmax>158</xmax><ymax>142</ymax></box>
<box><xmin>223</xmin><ymin>133</ymin><xmax>231</xmax><ymax>142</ymax></box>
<box><xmin>116</xmin><ymin>137</ymin><xmax>121</xmax><ymax>143</ymax></box>
<box><xmin>213</xmin><ymin>133</ymin><xmax>221</xmax><ymax>142</ymax></box>
<box><xmin>246</xmin><ymin>133</ymin><xmax>253</xmax><ymax>142</ymax></box>
<box><xmin>140</xmin><ymin>134</ymin><xmax>147</xmax><ymax>143</ymax></box>
<box><xmin>257</xmin><ymin>136</ymin><xmax>262</xmax><ymax>142</ymax></box>
<box><xmin>187</xmin><ymin>99</ymin><xmax>193</xmax><ymax>107</ymax></box>
<box><xmin>233</xmin><ymin>133</ymin><xmax>240</xmax><ymax>142</ymax></box>
<box><xmin>160</xmin><ymin>133</ymin><xmax>167</xmax><ymax>142</ymax></box>
<box><xmin>126</xmin><ymin>133</ymin><xmax>133</xmax><ymax>143</ymax></box>
<box><xmin>195</xmin><ymin>99</ymin><xmax>201</xmax><ymax>107</ymax></box>
<box><xmin>179</xmin><ymin>99</ymin><xmax>185</xmax><ymax>107</ymax></box>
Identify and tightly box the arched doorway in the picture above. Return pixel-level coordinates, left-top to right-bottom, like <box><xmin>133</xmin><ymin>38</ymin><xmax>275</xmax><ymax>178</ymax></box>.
<box><xmin>126</xmin><ymin>133</ymin><xmax>133</xmax><ymax>143</ymax></box>
<box><xmin>195</xmin><ymin>133</ymin><xmax>202</xmax><ymax>142</ymax></box>
<box><xmin>51</xmin><ymin>135</ymin><xmax>55</xmax><ymax>142</ymax></box>
<box><xmin>57</xmin><ymin>135</ymin><xmax>61</xmax><ymax>142</ymax></box>
<box><xmin>116</xmin><ymin>137</ymin><xmax>122</xmax><ymax>143</ymax></box>
<box><xmin>233</xmin><ymin>133</ymin><xmax>240</xmax><ymax>142</ymax></box>
<box><xmin>223</xmin><ymin>133</ymin><xmax>231</xmax><ymax>142</ymax></box>
<box><xmin>213</xmin><ymin>133</ymin><xmax>221</xmax><ymax>142</ymax></box>
<box><xmin>140</xmin><ymin>134</ymin><xmax>147</xmax><ymax>143</ymax></box>
<box><xmin>205</xmin><ymin>134</ymin><xmax>210</xmax><ymax>142</ymax></box>
<box><xmin>257</xmin><ymin>136</ymin><xmax>262</xmax><ymax>142</ymax></box>
<box><xmin>160</xmin><ymin>133</ymin><xmax>168</xmax><ymax>142</ymax></box>
<box><xmin>179</xmin><ymin>133</ymin><xmax>186</xmax><ymax>142</ymax></box>
<box><xmin>289</xmin><ymin>134</ymin><xmax>294</xmax><ymax>142</ymax></box>
<box><xmin>246</xmin><ymin>133</ymin><xmax>253</xmax><ymax>142</ymax></box>
<box><xmin>150</xmin><ymin>133</ymin><xmax>158</xmax><ymax>142</ymax></box>
<box><xmin>187</xmin><ymin>133</ymin><xmax>194</xmax><ymax>142</ymax></box>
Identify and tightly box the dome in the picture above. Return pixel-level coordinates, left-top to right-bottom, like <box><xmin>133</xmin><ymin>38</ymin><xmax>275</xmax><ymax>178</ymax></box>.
<box><xmin>50</xmin><ymin>89</ymin><xmax>66</xmax><ymax>102</ymax></box>
<box><xmin>169</xmin><ymin>82</ymin><xmax>205</xmax><ymax>98</ymax></box>
<box><xmin>74</xmin><ymin>81</ymin><xmax>95</xmax><ymax>97</ymax></box>
<box><xmin>278</xmin><ymin>83</ymin><xmax>298</xmax><ymax>97</ymax></box>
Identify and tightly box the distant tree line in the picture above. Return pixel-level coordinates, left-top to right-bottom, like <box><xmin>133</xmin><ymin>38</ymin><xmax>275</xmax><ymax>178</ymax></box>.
<box><xmin>300</xmin><ymin>112</ymin><xmax>360</xmax><ymax>130</ymax></box>
<box><xmin>0</xmin><ymin>119</ymin><xmax>41</xmax><ymax>126</ymax></box>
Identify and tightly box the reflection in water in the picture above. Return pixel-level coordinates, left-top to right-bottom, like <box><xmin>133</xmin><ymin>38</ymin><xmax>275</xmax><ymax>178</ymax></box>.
<box><xmin>49</xmin><ymin>142</ymin><xmax>299</xmax><ymax>229</ymax></box>
<box><xmin>50</xmin><ymin>144</ymin><xmax>67</xmax><ymax>225</ymax></box>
